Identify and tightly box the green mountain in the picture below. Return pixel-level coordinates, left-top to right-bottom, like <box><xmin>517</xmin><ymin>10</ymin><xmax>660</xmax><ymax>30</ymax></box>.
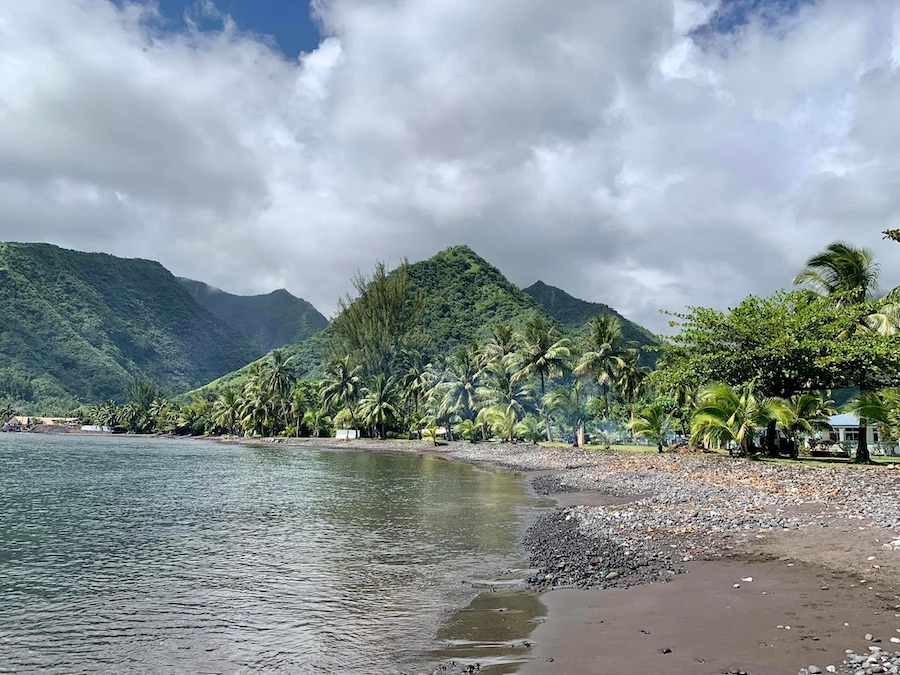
<box><xmin>190</xmin><ymin>245</ymin><xmax>642</xmax><ymax>397</ymax></box>
<box><xmin>178</xmin><ymin>279</ymin><xmax>328</xmax><ymax>355</ymax></box>
<box><xmin>522</xmin><ymin>280</ymin><xmax>657</xmax><ymax>349</ymax></box>
<box><xmin>0</xmin><ymin>243</ymin><xmax>258</xmax><ymax>413</ymax></box>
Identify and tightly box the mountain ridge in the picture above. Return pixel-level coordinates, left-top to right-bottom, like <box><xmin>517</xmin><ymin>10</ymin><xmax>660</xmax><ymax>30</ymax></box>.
<box><xmin>178</xmin><ymin>278</ymin><xmax>328</xmax><ymax>355</ymax></box>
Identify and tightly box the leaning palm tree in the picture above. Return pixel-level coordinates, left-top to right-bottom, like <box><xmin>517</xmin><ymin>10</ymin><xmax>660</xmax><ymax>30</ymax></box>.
<box><xmin>574</xmin><ymin>315</ymin><xmax>626</xmax><ymax>418</ymax></box>
<box><xmin>627</xmin><ymin>403</ymin><xmax>672</xmax><ymax>453</ymax></box>
<box><xmin>690</xmin><ymin>382</ymin><xmax>792</xmax><ymax>457</ymax></box>
<box><xmin>358</xmin><ymin>374</ymin><xmax>399</xmax><ymax>439</ymax></box>
<box><xmin>793</xmin><ymin>242</ymin><xmax>880</xmax><ymax>306</ymax></box>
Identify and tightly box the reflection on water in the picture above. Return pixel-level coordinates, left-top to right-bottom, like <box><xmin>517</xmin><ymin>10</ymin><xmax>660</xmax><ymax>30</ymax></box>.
<box><xmin>0</xmin><ymin>434</ymin><xmax>543</xmax><ymax>674</ymax></box>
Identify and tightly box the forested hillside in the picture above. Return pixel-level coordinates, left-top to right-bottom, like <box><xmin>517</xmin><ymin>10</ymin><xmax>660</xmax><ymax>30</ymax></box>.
<box><xmin>523</xmin><ymin>280</ymin><xmax>657</xmax><ymax>349</ymax></box>
<box><xmin>189</xmin><ymin>246</ymin><xmax>657</xmax><ymax>398</ymax></box>
<box><xmin>0</xmin><ymin>243</ymin><xmax>256</xmax><ymax>412</ymax></box>
<box><xmin>179</xmin><ymin>279</ymin><xmax>328</xmax><ymax>355</ymax></box>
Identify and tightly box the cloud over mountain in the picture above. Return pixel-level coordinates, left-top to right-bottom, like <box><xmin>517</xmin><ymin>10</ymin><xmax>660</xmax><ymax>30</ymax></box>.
<box><xmin>1</xmin><ymin>0</ymin><xmax>899</xmax><ymax>330</ymax></box>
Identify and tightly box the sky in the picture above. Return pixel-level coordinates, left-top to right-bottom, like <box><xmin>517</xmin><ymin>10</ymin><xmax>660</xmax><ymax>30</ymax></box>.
<box><xmin>2</xmin><ymin>0</ymin><xmax>900</xmax><ymax>332</ymax></box>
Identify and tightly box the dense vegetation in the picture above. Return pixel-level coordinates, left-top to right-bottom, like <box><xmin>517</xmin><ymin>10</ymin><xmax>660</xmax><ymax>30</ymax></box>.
<box><xmin>179</xmin><ymin>279</ymin><xmax>328</xmax><ymax>355</ymax></box>
<box><xmin>189</xmin><ymin>246</ymin><xmax>656</xmax><ymax>400</ymax></box>
<box><xmin>523</xmin><ymin>280</ymin><xmax>656</xmax><ymax>349</ymax></box>
<box><xmin>0</xmin><ymin>243</ymin><xmax>257</xmax><ymax>413</ymax></box>
<box><xmin>142</xmin><ymin>238</ymin><xmax>900</xmax><ymax>469</ymax></box>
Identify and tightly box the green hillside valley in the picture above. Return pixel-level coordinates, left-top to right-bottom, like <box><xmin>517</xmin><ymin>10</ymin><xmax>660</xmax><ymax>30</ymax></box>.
<box><xmin>0</xmin><ymin>243</ymin><xmax>264</xmax><ymax>412</ymax></box>
<box><xmin>179</xmin><ymin>279</ymin><xmax>328</xmax><ymax>355</ymax></box>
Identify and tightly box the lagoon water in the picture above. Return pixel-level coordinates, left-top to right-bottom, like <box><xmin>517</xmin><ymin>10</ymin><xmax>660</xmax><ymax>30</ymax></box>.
<box><xmin>0</xmin><ymin>434</ymin><xmax>541</xmax><ymax>674</ymax></box>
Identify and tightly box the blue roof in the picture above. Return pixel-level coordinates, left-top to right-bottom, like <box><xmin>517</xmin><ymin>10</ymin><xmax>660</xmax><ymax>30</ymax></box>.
<box><xmin>828</xmin><ymin>413</ymin><xmax>859</xmax><ymax>427</ymax></box>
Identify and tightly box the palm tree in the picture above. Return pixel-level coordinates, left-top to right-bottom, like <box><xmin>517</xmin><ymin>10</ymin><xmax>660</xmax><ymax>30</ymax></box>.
<box><xmin>514</xmin><ymin>316</ymin><xmax>572</xmax><ymax>396</ymax></box>
<box><xmin>320</xmin><ymin>356</ymin><xmax>363</xmax><ymax>431</ymax></box>
<box><xmin>514</xmin><ymin>316</ymin><xmax>571</xmax><ymax>440</ymax></box>
<box><xmin>575</xmin><ymin>315</ymin><xmax>626</xmax><ymax>418</ymax></box>
<box><xmin>690</xmin><ymin>382</ymin><xmax>792</xmax><ymax>457</ymax></box>
<box><xmin>213</xmin><ymin>389</ymin><xmax>241</xmax><ymax>435</ymax></box>
<box><xmin>616</xmin><ymin>350</ymin><xmax>651</xmax><ymax>440</ymax></box>
<box><xmin>477</xmin><ymin>358</ymin><xmax>534</xmax><ymax>420</ymax></box>
<box><xmin>793</xmin><ymin>242</ymin><xmax>880</xmax><ymax>306</ymax></box>
<box><xmin>454</xmin><ymin>418</ymin><xmax>479</xmax><ymax>443</ymax></box>
<box><xmin>481</xmin><ymin>324</ymin><xmax>518</xmax><ymax>367</ymax></box>
<box><xmin>434</xmin><ymin>346</ymin><xmax>482</xmax><ymax>433</ymax></box>
<box><xmin>359</xmin><ymin>374</ymin><xmax>399</xmax><ymax>439</ymax></box>
<box><xmin>302</xmin><ymin>407</ymin><xmax>332</xmax><ymax>438</ymax></box>
<box><xmin>794</xmin><ymin>241</ymin><xmax>900</xmax><ymax>460</ymax></box>
<box><xmin>784</xmin><ymin>392</ymin><xmax>837</xmax><ymax>450</ymax></box>
<box><xmin>886</xmin><ymin>229</ymin><xmax>900</xmax><ymax>243</ymax></box>
<box><xmin>543</xmin><ymin>382</ymin><xmax>587</xmax><ymax>448</ymax></box>
<box><xmin>627</xmin><ymin>403</ymin><xmax>672</xmax><ymax>452</ymax></box>
<box><xmin>514</xmin><ymin>415</ymin><xmax>544</xmax><ymax>444</ymax></box>
<box><xmin>844</xmin><ymin>390</ymin><xmax>900</xmax><ymax>463</ymax></box>
<box><xmin>265</xmin><ymin>349</ymin><xmax>296</xmax><ymax>428</ymax></box>
<box><xmin>479</xmin><ymin>405</ymin><xmax>517</xmax><ymax>443</ymax></box>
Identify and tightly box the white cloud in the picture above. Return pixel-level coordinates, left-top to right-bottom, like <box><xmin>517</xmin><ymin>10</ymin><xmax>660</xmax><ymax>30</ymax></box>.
<box><xmin>1</xmin><ymin>0</ymin><xmax>899</xmax><ymax>331</ymax></box>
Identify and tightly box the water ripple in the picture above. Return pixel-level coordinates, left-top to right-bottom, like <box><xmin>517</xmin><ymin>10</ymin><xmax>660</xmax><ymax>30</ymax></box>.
<box><xmin>0</xmin><ymin>435</ymin><xmax>537</xmax><ymax>674</ymax></box>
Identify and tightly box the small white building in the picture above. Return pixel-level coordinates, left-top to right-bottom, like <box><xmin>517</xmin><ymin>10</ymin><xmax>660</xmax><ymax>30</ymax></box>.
<box><xmin>827</xmin><ymin>413</ymin><xmax>899</xmax><ymax>456</ymax></box>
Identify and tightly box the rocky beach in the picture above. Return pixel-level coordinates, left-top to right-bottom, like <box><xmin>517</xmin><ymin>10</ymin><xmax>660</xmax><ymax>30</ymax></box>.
<box><xmin>246</xmin><ymin>437</ymin><xmax>900</xmax><ymax>674</ymax></box>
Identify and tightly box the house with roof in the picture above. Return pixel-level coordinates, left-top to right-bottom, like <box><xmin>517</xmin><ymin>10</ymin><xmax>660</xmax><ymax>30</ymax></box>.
<box><xmin>826</xmin><ymin>413</ymin><xmax>899</xmax><ymax>456</ymax></box>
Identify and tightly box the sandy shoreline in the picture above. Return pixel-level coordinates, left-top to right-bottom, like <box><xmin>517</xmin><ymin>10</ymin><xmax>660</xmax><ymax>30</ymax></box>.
<box><xmin>238</xmin><ymin>437</ymin><xmax>900</xmax><ymax>674</ymax></box>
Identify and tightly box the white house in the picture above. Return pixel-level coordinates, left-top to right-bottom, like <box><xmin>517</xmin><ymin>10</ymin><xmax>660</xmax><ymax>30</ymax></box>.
<box><xmin>826</xmin><ymin>413</ymin><xmax>899</xmax><ymax>456</ymax></box>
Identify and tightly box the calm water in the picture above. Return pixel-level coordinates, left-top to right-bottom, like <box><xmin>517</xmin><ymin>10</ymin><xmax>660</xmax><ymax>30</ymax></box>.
<box><xmin>0</xmin><ymin>434</ymin><xmax>543</xmax><ymax>674</ymax></box>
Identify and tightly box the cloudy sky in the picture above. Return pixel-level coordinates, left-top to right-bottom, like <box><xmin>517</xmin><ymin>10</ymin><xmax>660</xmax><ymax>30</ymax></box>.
<box><xmin>2</xmin><ymin>0</ymin><xmax>900</xmax><ymax>332</ymax></box>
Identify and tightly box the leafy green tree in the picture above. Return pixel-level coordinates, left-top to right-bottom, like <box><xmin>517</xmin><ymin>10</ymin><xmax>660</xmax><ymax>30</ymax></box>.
<box><xmin>434</xmin><ymin>345</ymin><xmax>482</xmax><ymax>427</ymax></box>
<box><xmin>320</xmin><ymin>356</ymin><xmax>363</xmax><ymax>430</ymax></box>
<box><xmin>513</xmin><ymin>315</ymin><xmax>571</xmax><ymax>440</ymax></box>
<box><xmin>302</xmin><ymin>407</ymin><xmax>331</xmax><ymax>438</ymax></box>
<box><xmin>514</xmin><ymin>415</ymin><xmax>544</xmax><ymax>444</ymax></box>
<box><xmin>690</xmin><ymin>382</ymin><xmax>791</xmax><ymax>457</ymax></box>
<box><xmin>477</xmin><ymin>358</ymin><xmax>533</xmax><ymax>419</ymax></box>
<box><xmin>213</xmin><ymin>389</ymin><xmax>241</xmax><ymax>435</ymax></box>
<box><xmin>575</xmin><ymin>315</ymin><xmax>626</xmax><ymax>418</ymax></box>
<box><xmin>544</xmin><ymin>381</ymin><xmax>587</xmax><ymax>448</ymax></box>
<box><xmin>331</xmin><ymin>260</ymin><xmax>425</xmax><ymax>379</ymax></box>
<box><xmin>454</xmin><ymin>418</ymin><xmax>479</xmax><ymax>443</ymax></box>
<box><xmin>626</xmin><ymin>403</ymin><xmax>672</xmax><ymax>452</ymax></box>
<box><xmin>359</xmin><ymin>374</ymin><xmax>400</xmax><ymax>439</ymax></box>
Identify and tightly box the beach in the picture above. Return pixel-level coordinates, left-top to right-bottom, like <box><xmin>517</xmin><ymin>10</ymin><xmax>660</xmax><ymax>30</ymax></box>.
<box><xmin>252</xmin><ymin>437</ymin><xmax>900</xmax><ymax>674</ymax></box>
